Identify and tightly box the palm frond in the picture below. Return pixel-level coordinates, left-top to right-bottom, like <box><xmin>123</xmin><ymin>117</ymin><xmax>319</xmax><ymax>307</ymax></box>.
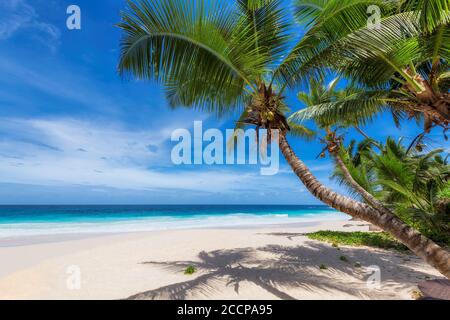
<box><xmin>401</xmin><ymin>0</ymin><xmax>450</xmax><ymax>33</ymax></box>
<box><xmin>289</xmin><ymin>90</ymin><xmax>391</xmax><ymax>127</ymax></box>
<box><xmin>287</xmin><ymin>122</ymin><xmax>317</xmax><ymax>140</ymax></box>
<box><xmin>236</xmin><ymin>0</ymin><xmax>291</xmax><ymax>66</ymax></box>
<box><xmin>275</xmin><ymin>0</ymin><xmax>396</xmax><ymax>89</ymax></box>
<box><xmin>293</xmin><ymin>0</ymin><xmax>328</xmax><ymax>28</ymax></box>
<box><xmin>118</xmin><ymin>0</ymin><xmax>266</xmax><ymax>111</ymax></box>
<box><xmin>277</xmin><ymin>0</ymin><xmax>449</xmax><ymax>92</ymax></box>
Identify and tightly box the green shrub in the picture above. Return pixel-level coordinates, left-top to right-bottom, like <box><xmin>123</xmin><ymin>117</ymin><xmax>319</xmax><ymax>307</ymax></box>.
<box><xmin>307</xmin><ymin>231</ymin><xmax>408</xmax><ymax>252</ymax></box>
<box><xmin>184</xmin><ymin>266</ymin><xmax>197</xmax><ymax>275</ymax></box>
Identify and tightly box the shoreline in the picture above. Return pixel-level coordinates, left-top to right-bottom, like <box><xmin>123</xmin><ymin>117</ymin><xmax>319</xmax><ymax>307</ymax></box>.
<box><xmin>0</xmin><ymin>212</ymin><xmax>348</xmax><ymax>246</ymax></box>
<box><xmin>0</xmin><ymin>219</ymin><xmax>442</xmax><ymax>300</ymax></box>
<box><xmin>0</xmin><ymin>220</ymin><xmax>345</xmax><ymax>248</ymax></box>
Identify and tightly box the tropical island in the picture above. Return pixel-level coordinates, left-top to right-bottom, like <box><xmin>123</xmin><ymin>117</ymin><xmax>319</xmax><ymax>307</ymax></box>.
<box><xmin>0</xmin><ymin>0</ymin><xmax>448</xmax><ymax>300</ymax></box>
<box><xmin>117</xmin><ymin>0</ymin><xmax>449</xmax><ymax>283</ymax></box>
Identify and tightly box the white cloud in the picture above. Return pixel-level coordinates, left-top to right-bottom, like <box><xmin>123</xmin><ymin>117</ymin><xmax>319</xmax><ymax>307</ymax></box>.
<box><xmin>0</xmin><ymin>118</ymin><xmax>166</xmax><ymax>188</ymax></box>
<box><xmin>277</xmin><ymin>163</ymin><xmax>333</xmax><ymax>175</ymax></box>
<box><xmin>0</xmin><ymin>0</ymin><xmax>60</xmax><ymax>50</ymax></box>
<box><xmin>0</xmin><ymin>118</ymin><xmax>306</xmax><ymax>194</ymax></box>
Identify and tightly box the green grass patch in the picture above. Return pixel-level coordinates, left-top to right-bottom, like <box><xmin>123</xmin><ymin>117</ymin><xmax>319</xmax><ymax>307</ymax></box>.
<box><xmin>307</xmin><ymin>231</ymin><xmax>408</xmax><ymax>252</ymax></box>
<box><xmin>319</xmin><ymin>264</ymin><xmax>327</xmax><ymax>270</ymax></box>
<box><xmin>184</xmin><ymin>266</ymin><xmax>197</xmax><ymax>275</ymax></box>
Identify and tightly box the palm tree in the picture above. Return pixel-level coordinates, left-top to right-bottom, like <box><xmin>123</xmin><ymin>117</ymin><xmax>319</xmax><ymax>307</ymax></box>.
<box><xmin>289</xmin><ymin>78</ymin><xmax>393</xmax><ymax>216</ymax></box>
<box><xmin>117</xmin><ymin>0</ymin><xmax>450</xmax><ymax>277</ymax></box>
<box><xmin>281</xmin><ymin>0</ymin><xmax>449</xmax><ymax>134</ymax></box>
<box><xmin>333</xmin><ymin>138</ymin><xmax>450</xmax><ymax>244</ymax></box>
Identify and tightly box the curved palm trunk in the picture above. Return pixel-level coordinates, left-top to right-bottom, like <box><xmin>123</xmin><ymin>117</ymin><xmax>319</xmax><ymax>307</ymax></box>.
<box><xmin>332</xmin><ymin>152</ymin><xmax>393</xmax><ymax>216</ymax></box>
<box><xmin>279</xmin><ymin>134</ymin><xmax>450</xmax><ymax>278</ymax></box>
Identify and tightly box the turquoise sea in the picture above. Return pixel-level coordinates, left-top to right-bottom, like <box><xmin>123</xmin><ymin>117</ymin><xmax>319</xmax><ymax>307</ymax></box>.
<box><xmin>0</xmin><ymin>205</ymin><xmax>347</xmax><ymax>238</ymax></box>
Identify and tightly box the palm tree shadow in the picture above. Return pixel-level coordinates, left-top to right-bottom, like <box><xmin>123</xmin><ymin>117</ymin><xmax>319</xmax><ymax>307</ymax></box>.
<box><xmin>127</xmin><ymin>242</ymin><xmax>437</xmax><ymax>300</ymax></box>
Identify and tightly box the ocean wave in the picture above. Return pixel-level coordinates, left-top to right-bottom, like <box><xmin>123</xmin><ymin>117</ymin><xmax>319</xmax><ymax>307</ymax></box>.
<box><xmin>0</xmin><ymin>211</ymin><xmax>348</xmax><ymax>238</ymax></box>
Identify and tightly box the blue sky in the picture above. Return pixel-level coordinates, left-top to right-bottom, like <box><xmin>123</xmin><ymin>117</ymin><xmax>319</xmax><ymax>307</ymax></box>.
<box><xmin>0</xmin><ymin>0</ymin><xmax>445</xmax><ymax>205</ymax></box>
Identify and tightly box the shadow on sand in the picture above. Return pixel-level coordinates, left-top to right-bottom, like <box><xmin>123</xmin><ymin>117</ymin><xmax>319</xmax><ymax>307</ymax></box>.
<box><xmin>127</xmin><ymin>239</ymin><xmax>435</xmax><ymax>300</ymax></box>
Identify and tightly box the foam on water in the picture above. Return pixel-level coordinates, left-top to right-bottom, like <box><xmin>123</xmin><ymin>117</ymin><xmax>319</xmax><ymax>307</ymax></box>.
<box><xmin>0</xmin><ymin>206</ymin><xmax>348</xmax><ymax>238</ymax></box>
<box><xmin>0</xmin><ymin>211</ymin><xmax>347</xmax><ymax>238</ymax></box>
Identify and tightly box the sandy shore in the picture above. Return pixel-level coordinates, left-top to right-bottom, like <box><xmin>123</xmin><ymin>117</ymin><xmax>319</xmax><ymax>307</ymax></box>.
<box><xmin>0</xmin><ymin>220</ymin><xmax>442</xmax><ymax>300</ymax></box>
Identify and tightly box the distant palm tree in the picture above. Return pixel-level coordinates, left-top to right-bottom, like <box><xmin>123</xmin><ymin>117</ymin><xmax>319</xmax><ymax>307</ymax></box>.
<box><xmin>282</xmin><ymin>0</ymin><xmax>449</xmax><ymax>133</ymax></box>
<box><xmin>118</xmin><ymin>0</ymin><xmax>450</xmax><ymax>277</ymax></box>
<box><xmin>289</xmin><ymin>78</ymin><xmax>393</xmax><ymax>216</ymax></box>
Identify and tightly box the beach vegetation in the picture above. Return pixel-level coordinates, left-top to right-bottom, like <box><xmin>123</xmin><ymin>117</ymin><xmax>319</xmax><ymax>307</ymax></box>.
<box><xmin>184</xmin><ymin>266</ymin><xmax>197</xmax><ymax>275</ymax></box>
<box><xmin>307</xmin><ymin>231</ymin><xmax>409</xmax><ymax>252</ymax></box>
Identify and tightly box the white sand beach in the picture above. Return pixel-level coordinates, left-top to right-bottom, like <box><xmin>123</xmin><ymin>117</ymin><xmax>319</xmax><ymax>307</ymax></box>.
<box><xmin>0</xmin><ymin>220</ymin><xmax>442</xmax><ymax>300</ymax></box>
